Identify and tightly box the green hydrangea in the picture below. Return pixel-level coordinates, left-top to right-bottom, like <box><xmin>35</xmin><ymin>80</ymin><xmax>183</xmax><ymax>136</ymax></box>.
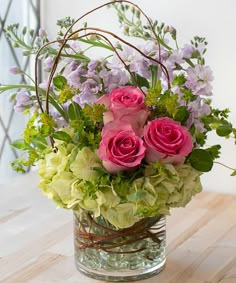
<box><xmin>144</xmin><ymin>163</ymin><xmax>202</xmax><ymax>212</ymax></box>
<box><xmin>70</xmin><ymin>147</ymin><xmax>102</xmax><ymax>181</ymax></box>
<box><xmin>37</xmin><ymin>138</ymin><xmax>202</xmax><ymax>229</ymax></box>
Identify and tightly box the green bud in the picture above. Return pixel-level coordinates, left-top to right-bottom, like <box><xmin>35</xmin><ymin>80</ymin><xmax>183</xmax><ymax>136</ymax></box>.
<box><xmin>22</xmin><ymin>27</ymin><xmax>27</xmax><ymax>35</ymax></box>
<box><xmin>29</xmin><ymin>29</ymin><xmax>34</xmax><ymax>37</ymax></box>
<box><xmin>13</xmin><ymin>42</ymin><xmax>19</xmax><ymax>48</ymax></box>
<box><xmin>58</xmin><ymin>30</ymin><xmax>63</xmax><ymax>36</ymax></box>
<box><xmin>22</xmin><ymin>50</ymin><xmax>31</xmax><ymax>56</ymax></box>
<box><xmin>136</xmin><ymin>10</ymin><xmax>141</xmax><ymax>18</ymax></box>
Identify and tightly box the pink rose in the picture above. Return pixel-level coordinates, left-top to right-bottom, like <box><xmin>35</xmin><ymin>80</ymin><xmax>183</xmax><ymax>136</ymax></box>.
<box><xmin>98</xmin><ymin>121</ymin><xmax>146</xmax><ymax>174</ymax></box>
<box><xmin>96</xmin><ymin>86</ymin><xmax>149</xmax><ymax>135</ymax></box>
<box><xmin>144</xmin><ymin>117</ymin><xmax>193</xmax><ymax>164</ymax></box>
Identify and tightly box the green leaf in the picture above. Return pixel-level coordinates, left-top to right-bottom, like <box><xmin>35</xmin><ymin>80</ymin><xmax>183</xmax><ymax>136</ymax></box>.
<box><xmin>31</xmin><ymin>137</ymin><xmax>48</xmax><ymax>150</ymax></box>
<box><xmin>172</xmin><ymin>74</ymin><xmax>186</xmax><ymax>86</ymax></box>
<box><xmin>134</xmin><ymin>73</ymin><xmax>149</xmax><ymax>88</ymax></box>
<box><xmin>52</xmin><ymin>131</ymin><xmax>72</xmax><ymax>143</ymax></box>
<box><xmin>68</xmin><ymin>102</ymin><xmax>82</xmax><ymax>120</ymax></box>
<box><xmin>181</xmin><ymin>88</ymin><xmax>195</xmax><ymax>102</ymax></box>
<box><xmin>174</xmin><ymin>106</ymin><xmax>190</xmax><ymax>124</ymax></box>
<box><xmin>53</xmin><ymin>75</ymin><xmax>67</xmax><ymax>90</ymax></box>
<box><xmin>48</xmin><ymin>95</ymin><xmax>68</xmax><ymax>122</ymax></box>
<box><xmin>206</xmin><ymin>145</ymin><xmax>221</xmax><ymax>160</ymax></box>
<box><xmin>11</xmin><ymin>139</ymin><xmax>28</xmax><ymax>150</ymax></box>
<box><xmin>155</xmin><ymin>80</ymin><xmax>162</xmax><ymax>93</ymax></box>
<box><xmin>216</xmin><ymin>123</ymin><xmax>232</xmax><ymax>137</ymax></box>
<box><xmin>189</xmin><ymin>149</ymin><xmax>213</xmax><ymax>172</ymax></box>
<box><xmin>195</xmin><ymin>131</ymin><xmax>206</xmax><ymax>147</ymax></box>
<box><xmin>230</xmin><ymin>170</ymin><xmax>236</xmax><ymax>176</ymax></box>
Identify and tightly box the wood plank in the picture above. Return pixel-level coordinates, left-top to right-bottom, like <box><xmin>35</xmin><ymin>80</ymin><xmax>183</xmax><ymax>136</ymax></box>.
<box><xmin>3</xmin><ymin>253</ymin><xmax>65</xmax><ymax>283</ymax></box>
<box><xmin>0</xmin><ymin>172</ymin><xmax>236</xmax><ymax>283</ymax></box>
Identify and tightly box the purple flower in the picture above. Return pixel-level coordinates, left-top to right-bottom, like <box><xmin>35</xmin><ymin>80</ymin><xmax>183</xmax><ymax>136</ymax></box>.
<box><xmin>66</xmin><ymin>64</ymin><xmax>87</xmax><ymax>88</ymax></box>
<box><xmin>9</xmin><ymin>66</ymin><xmax>22</xmax><ymax>75</ymax></box>
<box><xmin>87</xmin><ymin>60</ymin><xmax>98</xmax><ymax>73</ymax></box>
<box><xmin>73</xmin><ymin>79</ymin><xmax>102</xmax><ymax>107</ymax></box>
<box><xmin>14</xmin><ymin>90</ymin><xmax>33</xmax><ymax>113</ymax></box>
<box><xmin>38</xmin><ymin>28</ymin><xmax>47</xmax><ymax>38</ymax></box>
<box><xmin>39</xmin><ymin>80</ymin><xmax>53</xmax><ymax>90</ymax></box>
<box><xmin>166</xmin><ymin>50</ymin><xmax>184</xmax><ymax>69</ymax></box>
<box><xmin>44</xmin><ymin>57</ymin><xmax>54</xmax><ymax>72</ymax></box>
<box><xmin>99</xmin><ymin>68</ymin><xmax>129</xmax><ymax>92</ymax></box>
<box><xmin>197</xmin><ymin>43</ymin><xmax>206</xmax><ymax>54</ymax></box>
<box><xmin>186</xmin><ymin>98</ymin><xmax>211</xmax><ymax>132</ymax></box>
<box><xmin>64</xmin><ymin>42</ymin><xmax>81</xmax><ymax>63</ymax></box>
<box><xmin>107</xmin><ymin>46</ymin><xmax>137</xmax><ymax>72</ymax></box>
<box><xmin>181</xmin><ymin>44</ymin><xmax>194</xmax><ymax>59</ymax></box>
<box><xmin>185</xmin><ymin>65</ymin><xmax>214</xmax><ymax>96</ymax></box>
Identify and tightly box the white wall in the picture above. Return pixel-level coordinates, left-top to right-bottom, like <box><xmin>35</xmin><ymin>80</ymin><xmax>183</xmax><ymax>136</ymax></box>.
<box><xmin>41</xmin><ymin>0</ymin><xmax>236</xmax><ymax>194</ymax></box>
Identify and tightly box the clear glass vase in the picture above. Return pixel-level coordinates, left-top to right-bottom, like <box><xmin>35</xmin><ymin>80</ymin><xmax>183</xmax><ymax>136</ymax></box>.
<box><xmin>74</xmin><ymin>211</ymin><xmax>166</xmax><ymax>282</ymax></box>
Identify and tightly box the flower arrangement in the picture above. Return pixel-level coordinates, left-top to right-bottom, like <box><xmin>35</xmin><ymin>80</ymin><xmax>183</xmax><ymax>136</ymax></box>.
<box><xmin>1</xmin><ymin>0</ymin><xmax>236</xmax><ymax>242</ymax></box>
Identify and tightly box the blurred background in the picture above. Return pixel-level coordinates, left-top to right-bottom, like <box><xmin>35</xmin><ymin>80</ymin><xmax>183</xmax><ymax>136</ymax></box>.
<box><xmin>1</xmin><ymin>0</ymin><xmax>236</xmax><ymax>194</ymax></box>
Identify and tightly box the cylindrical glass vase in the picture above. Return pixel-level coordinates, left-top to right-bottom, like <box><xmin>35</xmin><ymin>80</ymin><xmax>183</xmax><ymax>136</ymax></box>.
<box><xmin>74</xmin><ymin>212</ymin><xmax>166</xmax><ymax>282</ymax></box>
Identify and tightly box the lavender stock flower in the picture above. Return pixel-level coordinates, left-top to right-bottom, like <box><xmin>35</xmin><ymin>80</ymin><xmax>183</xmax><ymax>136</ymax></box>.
<box><xmin>44</xmin><ymin>57</ymin><xmax>54</xmax><ymax>72</ymax></box>
<box><xmin>185</xmin><ymin>65</ymin><xmax>214</xmax><ymax>96</ymax></box>
<box><xmin>186</xmin><ymin>98</ymin><xmax>211</xmax><ymax>132</ymax></box>
<box><xmin>181</xmin><ymin>44</ymin><xmax>194</xmax><ymax>59</ymax></box>
<box><xmin>14</xmin><ymin>90</ymin><xmax>33</xmax><ymax>112</ymax></box>
<box><xmin>9</xmin><ymin>66</ymin><xmax>22</xmax><ymax>75</ymax></box>
<box><xmin>38</xmin><ymin>28</ymin><xmax>47</xmax><ymax>38</ymax></box>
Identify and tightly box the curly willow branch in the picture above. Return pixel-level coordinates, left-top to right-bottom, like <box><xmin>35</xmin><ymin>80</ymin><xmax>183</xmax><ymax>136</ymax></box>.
<box><xmin>34</xmin><ymin>1</ymin><xmax>171</xmax><ymax>147</ymax></box>
<box><xmin>74</xmin><ymin>212</ymin><xmax>165</xmax><ymax>254</ymax></box>
<box><xmin>64</xmin><ymin>0</ymin><xmax>162</xmax><ymax>61</ymax></box>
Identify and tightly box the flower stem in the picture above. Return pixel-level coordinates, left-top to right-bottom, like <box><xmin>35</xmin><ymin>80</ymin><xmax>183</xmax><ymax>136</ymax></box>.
<box><xmin>214</xmin><ymin>161</ymin><xmax>236</xmax><ymax>171</ymax></box>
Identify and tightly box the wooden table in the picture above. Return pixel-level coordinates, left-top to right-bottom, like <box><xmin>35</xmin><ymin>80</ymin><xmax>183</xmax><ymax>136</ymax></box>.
<box><xmin>1</xmin><ymin>172</ymin><xmax>236</xmax><ymax>283</ymax></box>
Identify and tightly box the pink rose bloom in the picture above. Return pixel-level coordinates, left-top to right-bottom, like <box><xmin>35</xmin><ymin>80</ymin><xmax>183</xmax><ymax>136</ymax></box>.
<box><xmin>144</xmin><ymin>117</ymin><xmax>193</xmax><ymax>164</ymax></box>
<box><xmin>96</xmin><ymin>86</ymin><xmax>149</xmax><ymax>136</ymax></box>
<box><xmin>98</xmin><ymin>121</ymin><xmax>146</xmax><ymax>174</ymax></box>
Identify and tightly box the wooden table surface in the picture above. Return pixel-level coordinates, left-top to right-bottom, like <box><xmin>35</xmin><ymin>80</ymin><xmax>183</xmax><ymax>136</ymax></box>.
<box><xmin>1</xmin><ymin>172</ymin><xmax>236</xmax><ymax>283</ymax></box>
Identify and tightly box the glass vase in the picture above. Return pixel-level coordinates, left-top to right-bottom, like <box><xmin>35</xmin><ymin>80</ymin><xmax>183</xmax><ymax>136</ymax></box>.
<box><xmin>74</xmin><ymin>211</ymin><xmax>166</xmax><ymax>282</ymax></box>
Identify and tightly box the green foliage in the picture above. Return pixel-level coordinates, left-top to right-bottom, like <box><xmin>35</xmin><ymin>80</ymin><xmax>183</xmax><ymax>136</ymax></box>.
<box><xmin>231</xmin><ymin>170</ymin><xmax>236</xmax><ymax>176</ymax></box>
<box><xmin>40</xmin><ymin>113</ymin><xmax>55</xmax><ymax>128</ymax></box>
<box><xmin>52</xmin><ymin>131</ymin><xmax>73</xmax><ymax>143</ymax></box>
<box><xmin>145</xmin><ymin>81</ymin><xmax>179</xmax><ymax>119</ymax></box>
<box><xmin>68</xmin><ymin>102</ymin><xmax>82</xmax><ymax>121</ymax></box>
<box><xmin>83</xmin><ymin>104</ymin><xmax>106</xmax><ymax>123</ymax></box>
<box><xmin>195</xmin><ymin>131</ymin><xmax>207</xmax><ymax>147</ymax></box>
<box><xmin>216</xmin><ymin>123</ymin><xmax>232</xmax><ymax>137</ymax></box>
<box><xmin>145</xmin><ymin>82</ymin><xmax>161</xmax><ymax>107</ymax></box>
<box><xmin>206</xmin><ymin>145</ymin><xmax>221</xmax><ymax>159</ymax></box>
<box><xmin>201</xmin><ymin>107</ymin><xmax>234</xmax><ymax>139</ymax></box>
<box><xmin>11</xmin><ymin>139</ymin><xmax>28</xmax><ymax>150</ymax></box>
<box><xmin>189</xmin><ymin>149</ymin><xmax>213</xmax><ymax>172</ymax></box>
<box><xmin>174</xmin><ymin>106</ymin><xmax>190</xmax><ymax>124</ymax></box>
<box><xmin>134</xmin><ymin>73</ymin><xmax>150</xmax><ymax>88</ymax></box>
<box><xmin>57</xmin><ymin>16</ymin><xmax>75</xmax><ymax>29</ymax></box>
<box><xmin>181</xmin><ymin>88</ymin><xmax>196</xmax><ymax>102</ymax></box>
<box><xmin>58</xmin><ymin>86</ymin><xmax>77</xmax><ymax>104</ymax></box>
<box><xmin>4</xmin><ymin>24</ymin><xmax>40</xmax><ymax>55</ymax></box>
<box><xmin>172</xmin><ymin>74</ymin><xmax>186</xmax><ymax>86</ymax></box>
<box><xmin>53</xmin><ymin>75</ymin><xmax>67</xmax><ymax>90</ymax></box>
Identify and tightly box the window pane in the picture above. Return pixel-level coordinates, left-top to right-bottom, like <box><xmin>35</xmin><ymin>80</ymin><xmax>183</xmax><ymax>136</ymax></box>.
<box><xmin>0</xmin><ymin>0</ymin><xmax>40</xmax><ymax>182</ymax></box>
